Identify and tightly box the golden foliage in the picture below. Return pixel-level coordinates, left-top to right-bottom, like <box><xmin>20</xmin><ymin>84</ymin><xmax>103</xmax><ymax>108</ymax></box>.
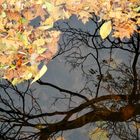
<box><xmin>0</xmin><ymin>0</ymin><xmax>139</xmax><ymax>84</ymax></box>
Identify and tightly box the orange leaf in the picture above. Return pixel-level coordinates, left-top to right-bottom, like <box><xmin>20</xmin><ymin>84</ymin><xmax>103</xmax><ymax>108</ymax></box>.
<box><xmin>6</xmin><ymin>10</ymin><xmax>21</xmax><ymax>21</ymax></box>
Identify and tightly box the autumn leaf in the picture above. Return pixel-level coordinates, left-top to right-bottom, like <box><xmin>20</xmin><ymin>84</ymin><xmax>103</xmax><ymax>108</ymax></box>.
<box><xmin>0</xmin><ymin>11</ymin><xmax>6</xmax><ymax>18</ymax></box>
<box><xmin>44</xmin><ymin>1</ymin><xmax>54</xmax><ymax>12</ymax></box>
<box><xmin>6</xmin><ymin>10</ymin><xmax>21</xmax><ymax>21</ymax></box>
<box><xmin>31</xmin><ymin>65</ymin><xmax>47</xmax><ymax>84</ymax></box>
<box><xmin>40</xmin><ymin>17</ymin><xmax>54</xmax><ymax>29</ymax></box>
<box><xmin>18</xmin><ymin>33</ymin><xmax>29</xmax><ymax>46</ymax></box>
<box><xmin>22</xmin><ymin>8</ymin><xmax>35</xmax><ymax>21</ymax></box>
<box><xmin>33</xmin><ymin>38</ymin><xmax>45</xmax><ymax>46</ymax></box>
<box><xmin>100</xmin><ymin>21</ymin><xmax>112</xmax><ymax>39</ymax></box>
<box><xmin>133</xmin><ymin>6</ymin><xmax>140</xmax><ymax>12</ymax></box>
<box><xmin>36</xmin><ymin>47</ymin><xmax>47</xmax><ymax>54</ymax></box>
<box><xmin>12</xmin><ymin>78</ymin><xmax>24</xmax><ymax>85</ymax></box>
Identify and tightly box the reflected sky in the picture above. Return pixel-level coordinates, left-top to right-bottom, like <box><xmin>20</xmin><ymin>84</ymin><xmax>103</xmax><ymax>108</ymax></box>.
<box><xmin>0</xmin><ymin>14</ymin><xmax>139</xmax><ymax>140</ymax></box>
<box><xmin>30</xmin><ymin>16</ymin><xmax>97</xmax><ymax>140</ymax></box>
<box><xmin>30</xmin><ymin>16</ymin><xmax>132</xmax><ymax>140</ymax></box>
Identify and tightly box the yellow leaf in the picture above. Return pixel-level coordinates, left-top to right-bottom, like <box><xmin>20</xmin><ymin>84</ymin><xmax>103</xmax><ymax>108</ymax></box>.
<box><xmin>42</xmin><ymin>16</ymin><xmax>54</xmax><ymax>28</ymax></box>
<box><xmin>44</xmin><ymin>1</ymin><xmax>54</xmax><ymax>12</ymax></box>
<box><xmin>133</xmin><ymin>6</ymin><xmax>140</xmax><ymax>12</ymax></box>
<box><xmin>63</xmin><ymin>9</ymin><xmax>71</xmax><ymax>19</ymax></box>
<box><xmin>23</xmin><ymin>72</ymin><xmax>33</xmax><ymax>80</ymax></box>
<box><xmin>31</xmin><ymin>65</ymin><xmax>47</xmax><ymax>84</ymax></box>
<box><xmin>38</xmin><ymin>25</ymin><xmax>54</xmax><ymax>30</ymax></box>
<box><xmin>100</xmin><ymin>21</ymin><xmax>112</xmax><ymax>39</ymax></box>
<box><xmin>36</xmin><ymin>47</ymin><xmax>47</xmax><ymax>54</ymax></box>
<box><xmin>23</xmin><ymin>65</ymin><xmax>38</xmax><ymax>79</ymax></box>
<box><xmin>12</xmin><ymin>78</ymin><xmax>23</xmax><ymax>85</ymax></box>
<box><xmin>0</xmin><ymin>11</ymin><xmax>6</xmax><ymax>17</ymax></box>
<box><xmin>18</xmin><ymin>33</ymin><xmax>29</xmax><ymax>46</ymax></box>
<box><xmin>33</xmin><ymin>38</ymin><xmax>45</xmax><ymax>46</ymax></box>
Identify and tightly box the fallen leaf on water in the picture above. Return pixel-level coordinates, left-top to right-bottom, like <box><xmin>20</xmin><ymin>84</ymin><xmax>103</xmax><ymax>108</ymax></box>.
<box><xmin>31</xmin><ymin>65</ymin><xmax>47</xmax><ymax>84</ymax></box>
<box><xmin>100</xmin><ymin>21</ymin><xmax>112</xmax><ymax>39</ymax></box>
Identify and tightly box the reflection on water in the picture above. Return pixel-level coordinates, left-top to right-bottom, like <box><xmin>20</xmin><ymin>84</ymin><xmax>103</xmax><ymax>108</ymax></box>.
<box><xmin>0</xmin><ymin>15</ymin><xmax>139</xmax><ymax>140</ymax></box>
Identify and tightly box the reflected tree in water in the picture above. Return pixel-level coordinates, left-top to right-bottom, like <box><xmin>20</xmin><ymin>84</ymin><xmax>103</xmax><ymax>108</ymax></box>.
<box><xmin>0</xmin><ymin>15</ymin><xmax>140</xmax><ymax>140</ymax></box>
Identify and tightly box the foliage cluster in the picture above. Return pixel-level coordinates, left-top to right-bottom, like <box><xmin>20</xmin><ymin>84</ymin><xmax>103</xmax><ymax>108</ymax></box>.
<box><xmin>0</xmin><ymin>0</ymin><xmax>139</xmax><ymax>84</ymax></box>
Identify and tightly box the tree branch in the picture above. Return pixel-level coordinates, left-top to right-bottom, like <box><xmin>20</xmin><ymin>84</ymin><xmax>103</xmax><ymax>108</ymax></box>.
<box><xmin>39</xmin><ymin>103</ymin><xmax>140</xmax><ymax>140</ymax></box>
